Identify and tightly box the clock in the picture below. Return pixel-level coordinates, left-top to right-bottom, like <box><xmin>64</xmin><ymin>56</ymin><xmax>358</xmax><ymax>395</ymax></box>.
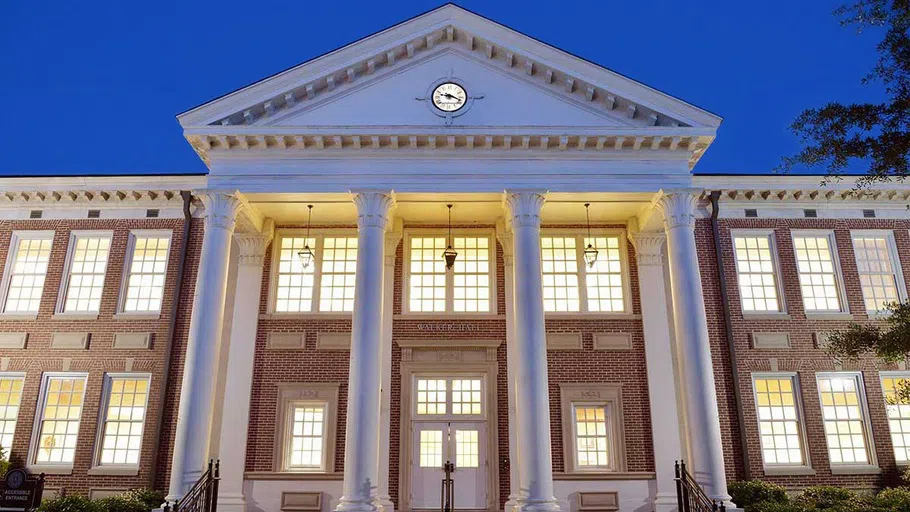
<box><xmin>431</xmin><ymin>82</ymin><xmax>467</xmax><ymax>112</ymax></box>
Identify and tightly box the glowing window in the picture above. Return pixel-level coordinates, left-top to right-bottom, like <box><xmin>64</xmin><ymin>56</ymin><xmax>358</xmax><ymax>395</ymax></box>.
<box><xmin>455</xmin><ymin>430</ymin><xmax>479</xmax><ymax>468</ymax></box>
<box><xmin>882</xmin><ymin>375</ymin><xmax>910</xmax><ymax>463</ymax></box>
<box><xmin>453</xmin><ymin>237</ymin><xmax>491</xmax><ymax>312</ymax></box>
<box><xmin>793</xmin><ymin>235</ymin><xmax>843</xmax><ymax>312</ymax></box>
<box><xmin>3</xmin><ymin>234</ymin><xmax>53</xmax><ymax>313</ymax></box>
<box><xmin>319</xmin><ymin>237</ymin><xmax>358</xmax><ymax>312</ymax></box>
<box><xmin>817</xmin><ymin>374</ymin><xmax>871</xmax><ymax>465</ymax></box>
<box><xmin>62</xmin><ymin>235</ymin><xmax>111</xmax><ymax>313</ymax></box>
<box><xmin>452</xmin><ymin>379</ymin><xmax>482</xmax><ymax>415</ymax></box>
<box><xmin>541</xmin><ymin>237</ymin><xmax>580</xmax><ymax>312</ymax></box>
<box><xmin>852</xmin><ymin>235</ymin><xmax>902</xmax><ymax>312</ymax></box>
<box><xmin>416</xmin><ymin>379</ymin><xmax>446</xmax><ymax>415</ymax></box>
<box><xmin>0</xmin><ymin>376</ymin><xmax>23</xmax><ymax>454</ymax></box>
<box><xmin>123</xmin><ymin>235</ymin><xmax>170</xmax><ymax>313</ymax></box>
<box><xmin>409</xmin><ymin>237</ymin><xmax>447</xmax><ymax>312</ymax></box>
<box><xmin>275</xmin><ymin>237</ymin><xmax>316</xmax><ymax>313</ymax></box>
<box><xmin>733</xmin><ymin>234</ymin><xmax>781</xmax><ymax>312</ymax></box>
<box><xmin>753</xmin><ymin>376</ymin><xmax>805</xmax><ymax>466</ymax></box>
<box><xmin>99</xmin><ymin>376</ymin><xmax>149</xmax><ymax>465</ymax></box>
<box><xmin>419</xmin><ymin>430</ymin><xmax>443</xmax><ymax>468</ymax></box>
<box><xmin>574</xmin><ymin>405</ymin><xmax>610</xmax><ymax>468</ymax></box>
<box><xmin>584</xmin><ymin>236</ymin><xmax>625</xmax><ymax>312</ymax></box>
<box><xmin>288</xmin><ymin>404</ymin><xmax>326</xmax><ymax>469</ymax></box>
<box><xmin>35</xmin><ymin>375</ymin><xmax>86</xmax><ymax>464</ymax></box>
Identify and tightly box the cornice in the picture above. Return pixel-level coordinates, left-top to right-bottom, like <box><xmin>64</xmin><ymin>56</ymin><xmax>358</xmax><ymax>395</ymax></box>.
<box><xmin>0</xmin><ymin>189</ymin><xmax>187</xmax><ymax>207</ymax></box>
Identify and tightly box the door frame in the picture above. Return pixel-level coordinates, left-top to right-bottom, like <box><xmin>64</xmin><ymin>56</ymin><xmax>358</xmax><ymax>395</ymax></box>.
<box><xmin>397</xmin><ymin>339</ymin><xmax>502</xmax><ymax>512</ymax></box>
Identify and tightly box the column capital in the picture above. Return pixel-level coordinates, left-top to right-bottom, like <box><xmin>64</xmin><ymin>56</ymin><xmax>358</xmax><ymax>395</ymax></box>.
<box><xmin>503</xmin><ymin>190</ymin><xmax>547</xmax><ymax>228</ymax></box>
<box><xmin>630</xmin><ymin>232</ymin><xmax>666</xmax><ymax>266</ymax></box>
<box><xmin>654</xmin><ymin>189</ymin><xmax>701</xmax><ymax>231</ymax></box>
<box><xmin>495</xmin><ymin>218</ymin><xmax>514</xmax><ymax>267</ymax></box>
<box><xmin>235</xmin><ymin>218</ymin><xmax>274</xmax><ymax>267</ymax></box>
<box><xmin>351</xmin><ymin>190</ymin><xmax>395</xmax><ymax>230</ymax></box>
<box><xmin>196</xmin><ymin>190</ymin><xmax>245</xmax><ymax>232</ymax></box>
<box><xmin>385</xmin><ymin>219</ymin><xmax>403</xmax><ymax>267</ymax></box>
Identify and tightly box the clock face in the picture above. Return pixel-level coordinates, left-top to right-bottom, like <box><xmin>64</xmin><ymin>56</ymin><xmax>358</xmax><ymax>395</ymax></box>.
<box><xmin>431</xmin><ymin>82</ymin><xmax>467</xmax><ymax>112</ymax></box>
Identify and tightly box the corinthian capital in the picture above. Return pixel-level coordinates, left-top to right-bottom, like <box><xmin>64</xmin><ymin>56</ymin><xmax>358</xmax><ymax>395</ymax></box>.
<box><xmin>198</xmin><ymin>190</ymin><xmax>245</xmax><ymax>232</ymax></box>
<box><xmin>503</xmin><ymin>190</ymin><xmax>547</xmax><ymax>228</ymax></box>
<box><xmin>352</xmin><ymin>191</ymin><xmax>395</xmax><ymax>229</ymax></box>
<box><xmin>654</xmin><ymin>190</ymin><xmax>699</xmax><ymax>231</ymax></box>
<box><xmin>629</xmin><ymin>232</ymin><xmax>666</xmax><ymax>267</ymax></box>
<box><xmin>235</xmin><ymin>219</ymin><xmax>275</xmax><ymax>267</ymax></box>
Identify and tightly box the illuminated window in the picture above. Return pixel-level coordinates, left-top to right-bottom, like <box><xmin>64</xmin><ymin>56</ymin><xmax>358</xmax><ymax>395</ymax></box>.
<box><xmin>416</xmin><ymin>379</ymin><xmax>447</xmax><ymax>415</ymax></box>
<box><xmin>573</xmin><ymin>405</ymin><xmax>610</xmax><ymax>468</ymax></box>
<box><xmin>0</xmin><ymin>375</ymin><xmax>23</xmax><ymax>454</ymax></box>
<box><xmin>98</xmin><ymin>375</ymin><xmax>149</xmax><ymax>466</ymax></box>
<box><xmin>452</xmin><ymin>379</ymin><xmax>482</xmax><ymax>415</ymax></box>
<box><xmin>732</xmin><ymin>234</ymin><xmax>782</xmax><ymax>312</ymax></box>
<box><xmin>34</xmin><ymin>374</ymin><xmax>86</xmax><ymax>464</ymax></box>
<box><xmin>407</xmin><ymin>235</ymin><xmax>493</xmax><ymax>313</ymax></box>
<box><xmin>541</xmin><ymin>237</ymin><xmax>579</xmax><ymax>312</ymax></box>
<box><xmin>419</xmin><ymin>430</ymin><xmax>443</xmax><ymax>468</ymax></box>
<box><xmin>752</xmin><ymin>375</ymin><xmax>806</xmax><ymax>466</ymax></box>
<box><xmin>852</xmin><ymin>234</ymin><xmax>904</xmax><ymax>312</ymax></box>
<box><xmin>455</xmin><ymin>430</ymin><xmax>479</xmax><ymax>468</ymax></box>
<box><xmin>584</xmin><ymin>236</ymin><xmax>625</xmax><ymax>312</ymax></box>
<box><xmin>275</xmin><ymin>236</ymin><xmax>316</xmax><ymax>313</ymax></box>
<box><xmin>319</xmin><ymin>237</ymin><xmax>358</xmax><ymax>312</ymax></box>
<box><xmin>287</xmin><ymin>404</ymin><xmax>326</xmax><ymax>469</ymax></box>
<box><xmin>541</xmin><ymin>235</ymin><xmax>628</xmax><ymax>313</ymax></box>
<box><xmin>122</xmin><ymin>234</ymin><xmax>170</xmax><ymax>313</ymax></box>
<box><xmin>881</xmin><ymin>374</ymin><xmax>910</xmax><ymax>463</ymax></box>
<box><xmin>62</xmin><ymin>234</ymin><xmax>111</xmax><ymax>313</ymax></box>
<box><xmin>2</xmin><ymin>233</ymin><xmax>53</xmax><ymax>313</ymax></box>
<box><xmin>793</xmin><ymin>234</ymin><xmax>843</xmax><ymax>312</ymax></box>
<box><xmin>817</xmin><ymin>374</ymin><xmax>872</xmax><ymax>465</ymax></box>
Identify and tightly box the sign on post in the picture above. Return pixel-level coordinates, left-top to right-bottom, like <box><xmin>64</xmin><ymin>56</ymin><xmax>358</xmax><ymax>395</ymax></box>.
<box><xmin>0</xmin><ymin>469</ymin><xmax>45</xmax><ymax>511</ymax></box>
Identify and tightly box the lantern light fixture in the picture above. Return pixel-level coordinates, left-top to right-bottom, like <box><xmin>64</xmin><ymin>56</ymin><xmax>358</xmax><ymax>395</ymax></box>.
<box><xmin>583</xmin><ymin>202</ymin><xmax>598</xmax><ymax>268</ymax></box>
<box><xmin>297</xmin><ymin>204</ymin><xmax>316</xmax><ymax>269</ymax></box>
<box><xmin>443</xmin><ymin>204</ymin><xmax>458</xmax><ymax>269</ymax></box>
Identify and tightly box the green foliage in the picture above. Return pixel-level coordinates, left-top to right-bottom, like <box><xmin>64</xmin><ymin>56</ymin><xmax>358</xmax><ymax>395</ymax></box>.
<box><xmin>37</xmin><ymin>496</ymin><xmax>105</xmax><ymax>512</ymax></box>
<box><xmin>795</xmin><ymin>486</ymin><xmax>869</xmax><ymax>509</ymax></box>
<box><xmin>119</xmin><ymin>489</ymin><xmax>164</xmax><ymax>510</ymax></box>
<box><xmin>95</xmin><ymin>496</ymin><xmax>148</xmax><ymax>512</ymax></box>
<box><xmin>37</xmin><ymin>489</ymin><xmax>164</xmax><ymax>512</ymax></box>
<box><xmin>751</xmin><ymin>502</ymin><xmax>808</xmax><ymax>512</ymax></box>
<box><xmin>874</xmin><ymin>487</ymin><xmax>910</xmax><ymax>511</ymax></box>
<box><xmin>0</xmin><ymin>446</ymin><xmax>9</xmax><ymax>478</ymax></box>
<box><xmin>729</xmin><ymin>480</ymin><xmax>790</xmax><ymax>511</ymax></box>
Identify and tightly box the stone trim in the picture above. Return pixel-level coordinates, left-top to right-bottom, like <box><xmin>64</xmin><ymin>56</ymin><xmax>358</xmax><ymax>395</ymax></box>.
<box><xmin>281</xmin><ymin>492</ymin><xmax>322</xmax><ymax>511</ymax></box>
<box><xmin>576</xmin><ymin>492</ymin><xmax>619</xmax><ymax>512</ymax></box>
<box><xmin>547</xmin><ymin>333</ymin><xmax>582</xmax><ymax>350</ymax></box>
<box><xmin>272</xmin><ymin>382</ymin><xmax>340</xmax><ymax>473</ymax></box>
<box><xmin>315</xmin><ymin>333</ymin><xmax>350</xmax><ymax>350</ymax></box>
<box><xmin>267</xmin><ymin>333</ymin><xmax>306</xmax><ymax>350</ymax></box>
<box><xmin>752</xmin><ymin>332</ymin><xmax>791</xmax><ymax>350</ymax></box>
<box><xmin>112</xmin><ymin>333</ymin><xmax>151</xmax><ymax>350</ymax></box>
<box><xmin>0</xmin><ymin>333</ymin><xmax>27</xmax><ymax>349</ymax></box>
<box><xmin>593</xmin><ymin>333</ymin><xmax>632</xmax><ymax>351</ymax></box>
<box><xmin>50</xmin><ymin>332</ymin><xmax>89</xmax><ymax>350</ymax></box>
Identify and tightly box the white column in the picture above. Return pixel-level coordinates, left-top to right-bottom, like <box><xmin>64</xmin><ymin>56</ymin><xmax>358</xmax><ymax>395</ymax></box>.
<box><xmin>336</xmin><ymin>191</ymin><xmax>395</xmax><ymax>512</ymax></box>
<box><xmin>504</xmin><ymin>191</ymin><xmax>560</xmax><ymax>512</ymax></box>
<box><xmin>631</xmin><ymin>232</ymin><xmax>684</xmax><ymax>512</ymax></box>
<box><xmin>376</xmin><ymin>221</ymin><xmax>401</xmax><ymax>512</ymax></box>
<box><xmin>655</xmin><ymin>191</ymin><xmax>732</xmax><ymax>506</ymax></box>
<box><xmin>168</xmin><ymin>191</ymin><xmax>244</xmax><ymax>500</ymax></box>
<box><xmin>496</xmin><ymin>221</ymin><xmax>522</xmax><ymax>512</ymax></box>
<box><xmin>216</xmin><ymin>223</ymin><xmax>273</xmax><ymax>512</ymax></box>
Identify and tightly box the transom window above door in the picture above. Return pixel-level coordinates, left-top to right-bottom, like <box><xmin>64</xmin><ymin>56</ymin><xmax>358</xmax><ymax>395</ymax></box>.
<box><xmin>271</xmin><ymin>234</ymin><xmax>358</xmax><ymax>313</ymax></box>
<box><xmin>406</xmin><ymin>235</ymin><xmax>494</xmax><ymax>313</ymax></box>
<box><xmin>415</xmin><ymin>377</ymin><xmax>484</xmax><ymax>417</ymax></box>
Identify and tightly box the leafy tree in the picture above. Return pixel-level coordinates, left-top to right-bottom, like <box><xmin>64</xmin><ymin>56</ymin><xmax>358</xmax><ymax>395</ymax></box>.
<box><xmin>779</xmin><ymin>0</ymin><xmax>910</xmax><ymax>187</ymax></box>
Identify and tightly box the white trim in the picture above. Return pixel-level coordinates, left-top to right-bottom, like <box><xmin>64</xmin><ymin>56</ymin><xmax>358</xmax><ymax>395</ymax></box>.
<box><xmin>117</xmin><ymin>230</ymin><xmax>174</xmax><ymax>314</ymax></box>
<box><xmin>281</xmin><ymin>400</ymin><xmax>330</xmax><ymax>473</ymax></box>
<box><xmin>789</xmin><ymin>230</ymin><xmax>850</xmax><ymax>315</ymax></box>
<box><xmin>850</xmin><ymin>230</ymin><xmax>908</xmax><ymax>313</ymax></box>
<box><xmin>815</xmin><ymin>371</ymin><xmax>879</xmax><ymax>471</ymax></box>
<box><xmin>0</xmin><ymin>372</ymin><xmax>26</xmax><ymax>455</ymax></box>
<box><xmin>0</xmin><ymin>231</ymin><xmax>55</xmax><ymax>315</ymax></box>
<box><xmin>729</xmin><ymin>229</ymin><xmax>787</xmax><ymax>314</ymax></box>
<box><xmin>91</xmin><ymin>373</ymin><xmax>152</xmax><ymax>470</ymax></box>
<box><xmin>55</xmin><ymin>230</ymin><xmax>114</xmax><ymax>315</ymax></box>
<box><xmin>878</xmin><ymin>371</ymin><xmax>910</xmax><ymax>466</ymax></box>
<box><xmin>27</xmin><ymin>372</ymin><xmax>89</xmax><ymax>473</ymax></box>
<box><xmin>749</xmin><ymin>372</ymin><xmax>813</xmax><ymax>474</ymax></box>
<box><xmin>410</xmin><ymin>373</ymin><xmax>488</xmax><ymax>421</ymax></box>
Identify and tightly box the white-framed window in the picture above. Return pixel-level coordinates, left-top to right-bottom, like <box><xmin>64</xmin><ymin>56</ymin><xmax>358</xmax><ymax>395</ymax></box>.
<box><xmin>731</xmin><ymin>231</ymin><xmax>784</xmax><ymax>313</ymax></box>
<box><xmin>751</xmin><ymin>373</ymin><xmax>809</xmax><ymax>468</ymax></box>
<box><xmin>558</xmin><ymin>383</ymin><xmax>626</xmax><ymax>473</ymax></box>
<box><xmin>270</xmin><ymin>233</ymin><xmax>359</xmax><ymax>313</ymax></box>
<box><xmin>816</xmin><ymin>373</ymin><xmax>875</xmax><ymax>466</ymax></box>
<box><xmin>404</xmin><ymin>233</ymin><xmax>494</xmax><ymax>314</ymax></box>
<box><xmin>540</xmin><ymin>233</ymin><xmax>630</xmax><ymax>313</ymax></box>
<box><xmin>851</xmin><ymin>232</ymin><xmax>906</xmax><ymax>313</ymax></box>
<box><xmin>95</xmin><ymin>374</ymin><xmax>150</xmax><ymax>467</ymax></box>
<box><xmin>120</xmin><ymin>231</ymin><xmax>172</xmax><ymax>313</ymax></box>
<box><xmin>0</xmin><ymin>231</ymin><xmax>54</xmax><ymax>314</ymax></box>
<box><xmin>276</xmin><ymin>383</ymin><xmax>339</xmax><ymax>473</ymax></box>
<box><xmin>881</xmin><ymin>372</ymin><xmax>910</xmax><ymax>464</ymax></box>
<box><xmin>572</xmin><ymin>404</ymin><xmax>612</xmax><ymax>468</ymax></box>
<box><xmin>286</xmin><ymin>403</ymin><xmax>327</xmax><ymax>470</ymax></box>
<box><xmin>0</xmin><ymin>373</ymin><xmax>24</xmax><ymax>456</ymax></box>
<box><xmin>30</xmin><ymin>373</ymin><xmax>87</xmax><ymax>466</ymax></box>
<box><xmin>414</xmin><ymin>376</ymin><xmax>485</xmax><ymax>418</ymax></box>
<box><xmin>792</xmin><ymin>232</ymin><xmax>847</xmax><ymax>313</ymax></box>
<box><xmin>58</xmin><ymin>232</ymin><xmax>112</xmax><ymax>313</ymax></box>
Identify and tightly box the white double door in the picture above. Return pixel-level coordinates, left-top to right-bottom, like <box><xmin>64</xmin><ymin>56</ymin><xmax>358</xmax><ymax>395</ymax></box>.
<box><xmin>411</xmin><ymin>421</ymin><xmax>487</xmax><ymax>510</ymax></box>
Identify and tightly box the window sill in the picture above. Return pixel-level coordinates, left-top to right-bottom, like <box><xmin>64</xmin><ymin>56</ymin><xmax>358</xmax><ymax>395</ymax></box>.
<box><xmin>0</xmin><ymin>313</ymin><xmax>38</xmax><ymax>321</ymax></box>
<box><xmin>243</xmin><ymin>471</ymin><xmax>342</xmax><ymax>481</ymax></box>
<box><xmin>552</xmin><ymin>471</ymin><xmax>654</xmax><ymax>481</ymax></box>
<box><xmin>762</xmin><ymin>466</ymin><xmax>816</xmax><ymax>476</ymax></box>
<box><xmin>742</xmin><ymin>312</ymin><xmax>792</xmax><ymax>321</ymax></box>
<box><xmin>805</xmin><ymin>312</ymin><xmax>854</xmax><ymax>321</ymax></box>
<box><xmin>87</xmin><ymin>466</ymin><xmax>139</xmax><ymax>476</ymax></box>
<box><xmin>260</xmin><ymin>312</ymin><xmax>352</xmax><ymax>321</ymax></box>
<box><xmin>28</xmin><ymin>464</ymin><xmax>73</xmax><ymax>475</ymax></box>
<box><xmin>394</xmin><ymin>313</ymin><xmax>503</xmax><ymax>320</ymax></box>
<box><xmin>52</xmin><ymin>313</ymin><xmax>99</xmax><ymax>321</ymax></box>
<box><xmin>830</xmin><ymin>464</ymin><xmax>881</xmax><ymax>475</ymax></box>
<box><xmin>112</xmin><ymin>312</ymin><xmax>161</xmax><ymax>321</ymax></box>
<box><xmin>545</xmin><ymin>312</ymin><xmax>641</xmax><ymax>320</ymax></box>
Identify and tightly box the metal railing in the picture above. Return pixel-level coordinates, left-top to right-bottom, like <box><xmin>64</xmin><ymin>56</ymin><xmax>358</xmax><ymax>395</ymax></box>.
<box><xmin>164</xmin><ymin>459</ymin><xmax>220</xmax><ymax>512</ymax></box>
<box><xmin>675</xmin><ymin>460</ymin><xmax>726</xmax><ymax>512</ymax></box>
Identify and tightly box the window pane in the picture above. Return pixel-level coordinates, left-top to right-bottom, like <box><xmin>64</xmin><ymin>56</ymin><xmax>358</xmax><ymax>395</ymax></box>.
<box><xmin>817</xmin><ymin>375</ymin><xmax>870</xmax><ymax>464</ymax></box>
<box><xmin>733</xmin><ymin>235</ymin><xmax>781</xmax><ymax>312</ymax></box>
<box><xmin>100</xmin><ymin>376</ymin><xmax>149</xmax><ymax>465</ymax></box>
<box><xmin>882</xmin><ymin>376</ymin><xmax>910</xmax><ymax>463</ymax></box>
<box><xmin>753</xmin><ymin>376</ymin><xmax>805</xmax><ymax>465</ymax></box>
<box><xmin>36</xmin><ymin>376</ymin><xmax>85</xmax><ymax>463</ymax></box>
<box><xmin>4</xmin><ymin>237</ymin><xmax>52</xmax><ymax>313</ymax></box>
<box><xmin>419</xmin><ymin>430</ymin><xmax>443</xmax><ymax>468</ymax></box>
<box><xmin>275</xmin><ymin>237</ymin><xmax>316</xmax><ymax>313</ymax></box>
<box><xmin>409</xmin><ymin>237</ymin><xmax>446</xmax><ymax>312</ymax></box>
<box><xmin>574</xmin><ymin>405</ymin><xmax>610</xmax><ymax>468</ymax></box>
<box><xmin>0</xmin><ymin>376</ymin><xmax>23</xmax><ymax>454</ymax></box>
<box><xmin>319</xmin><ymin>237</ymin><xmax>358</xmax><ymax>312</ymax></box>
<box><xmin>584</xmin><ymin>236</ymin><xmax>625</xmax><ymax>312</ymax></box>
<box><xmin>453</xmin><ymin>237</ymin><xmax>491</xmax><ymax>313</ymax></box>
<box><xmin>455</xmin><ymin>430</ymin><xmax>479</xmax><ymax>468</ymax></box>
<box><xmin>416</xmin><ymin>379</ymin><xmax>446</xmax><ymax>415</ymax></box>
<box><xmin>123</xmin><ymin>236</ymin><xmax>170</xmax><ymax>313</ymax></box>
<box><xmin>541</xmin><ymin>237</ymin><xmax>580</xmax><ymax>312</ymax></box>
<box><xmin>852</xmin><ymin>236</ymin><xmax>901</xmax><ymax>312</ymax></box>
<box><xmin>451</xmin><ymin>379</ymin><xmax>482</xmax><ymax>415</ymax></box>
<box><xmin>63</xmin><ymin>236</ymin><xmax>111</xmax><ymax>313</ymax></box>
<box><xmin>288</xmin><ymin>404</ymin><xmax>326</xmax><ymax>469</ymax></box>
<box><xmin>793</xmin><ymin>236</ymin><xmax>842</xmax><ymax>312</ymax></box>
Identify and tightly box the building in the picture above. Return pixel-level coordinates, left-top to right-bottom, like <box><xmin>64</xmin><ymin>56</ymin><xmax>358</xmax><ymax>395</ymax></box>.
<box><xmin>1</xmin><ymin>4</ymin><xmax>909</xmax><ymax>512</ymax></box>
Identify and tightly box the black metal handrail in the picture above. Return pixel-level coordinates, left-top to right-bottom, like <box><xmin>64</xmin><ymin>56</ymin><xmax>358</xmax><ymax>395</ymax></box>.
<box><xmin>675</xmin><ymin>460</ymin><xmax>726</xmax><ymax>512</ymax></box>
<box><xmin>165</xmin><ymin>459</ymin><xmax>220</xmax><ymax>512</ymax></box>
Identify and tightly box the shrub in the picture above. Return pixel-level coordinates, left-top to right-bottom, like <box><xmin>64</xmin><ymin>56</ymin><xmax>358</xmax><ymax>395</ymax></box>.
<box><xmin>37</xmin><ymin>496</ymin><xmax>104</xmax><ymax>512</ymax></box>
<box><xmin>96</xmin><ymin>495</ymin><xmax>147</xmax><ymax>512</ymax></box>
<box><xmin>120</xmin><ymin>489</ymin><xmax>165</xmax><ymax>510</ymax></box>
<box><xmin>795</xmin><ymin>486</ymin><xmax>871</xmax><ymax>510</ymax></box>
<box><xmin>752</xmin><ymin>502</ymin><xmax>808</xmax><ymax>512</ymax></box>
<box><xmin>875</xmin><ymin>487</ymin><xmax>910</xmax><ymax>512</ymax></box>
<box><xmin>729</xmin><ymin>480</ymin><xmax>790</xmax><ymax>510</ymax></box>
<box><xmin>0</xmin><ymin>446</ymin><xmax>9</xmax><ymax>477</ymax></box>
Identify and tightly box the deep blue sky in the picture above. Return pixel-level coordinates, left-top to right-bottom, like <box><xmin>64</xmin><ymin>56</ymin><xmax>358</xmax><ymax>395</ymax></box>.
<box><xmin>0</xmin><ymin>0</ymin><xmax>886</xmax><ymax>176</ymax></box>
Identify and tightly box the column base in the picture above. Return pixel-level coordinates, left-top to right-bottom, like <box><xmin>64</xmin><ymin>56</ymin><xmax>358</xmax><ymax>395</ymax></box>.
<box><xmin>376</xmin><ymin>495</ymin><xmax>395</xmax><ymax>512</ymax></box>
<box><xmin>217</xmin><ymin>493</ymin><xmax>248</xmax><ymax>512</ymax></box>
<box><xmin>519</xmin><ymin>497</ymin><xmax>561</xmax><ymax>512</ymax></box>
<box><xmin>334</xmin><ymin>497</ymin><xmax>381</xmax><ymax>512</ymax></box>
<box><xmin>504</xmin><ymin>496</ymin><xmax>522</xmax><ymax>512</ymax></box>
<box><xmin>653</xmin><ymin>493</ymin><xmax>678</xmax><ymax>512</ymax></box>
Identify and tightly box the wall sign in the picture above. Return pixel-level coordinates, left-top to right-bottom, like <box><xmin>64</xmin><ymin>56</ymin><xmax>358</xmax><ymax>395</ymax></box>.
<box><xmin>0</xmin><ymin>469</ymin><xmax>45</xmax><ymax>511</ymax></box>
<box><xmin>416</xmin><ymin>323</ymin><xmax>481</xmax><ymax>332</ymax></box>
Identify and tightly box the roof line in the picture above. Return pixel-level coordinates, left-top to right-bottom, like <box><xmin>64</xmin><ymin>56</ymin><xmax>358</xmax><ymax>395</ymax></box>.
<box><xmin>0</xmin><ymin>172</ymin><xmax>208</xmax><ymax>178</ymax></box>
